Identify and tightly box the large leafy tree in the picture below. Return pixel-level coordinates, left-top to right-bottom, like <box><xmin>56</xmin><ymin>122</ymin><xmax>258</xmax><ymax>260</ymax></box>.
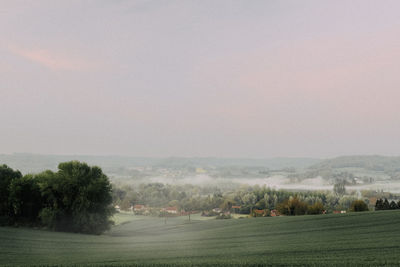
<box><xmin>0</xmin><ymin>165</ymin><xmax>22</xmax><ymax>221</ymax></box>
<box><xmin>9</xmin><ymin>175</ymin><xmax>42</xmax><ymax>224</ymax></box>
<box><xmin>39</xmin><ymin>161</ymin><xmax>115</xmax><ymax>234</ymax></box>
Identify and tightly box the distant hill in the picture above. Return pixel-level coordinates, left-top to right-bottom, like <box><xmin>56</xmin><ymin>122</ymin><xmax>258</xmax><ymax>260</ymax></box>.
<box><xmin>154</xmin><ymin>157</ymin><xmax>320</xmax><ymax>169</ymax></box>
<box><xmin>0</xmin><ymin>153</ymin><xmax>320</xmax><ymax>174</ymax></box>
<box><xmin>310</xmin><ymin>155</ymin><xmax>400</xmax><ymax>173</ymax></box>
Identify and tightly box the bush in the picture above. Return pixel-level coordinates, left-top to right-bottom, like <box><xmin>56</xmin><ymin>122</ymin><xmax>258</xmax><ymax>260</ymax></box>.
<box><xmin>277</xmin><ymin>197</ymin><xmax>308</xmax><ymax>216</ymax></box>
<box><xmin>350</xmin><ymin>200</ymin><xmax>369</xmax><ymax>212</ymax></box>
<box><xmin>308</xmin><ymin>202</ymin><xmax>324</xmax><ymax>215</ymax></box>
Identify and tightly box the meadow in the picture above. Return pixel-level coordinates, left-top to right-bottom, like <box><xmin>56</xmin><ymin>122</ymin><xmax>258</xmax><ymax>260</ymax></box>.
<box><xmin>1</xmin><ymin>211</ymin><xmax>400</xmax><ymax>266</ymax></box>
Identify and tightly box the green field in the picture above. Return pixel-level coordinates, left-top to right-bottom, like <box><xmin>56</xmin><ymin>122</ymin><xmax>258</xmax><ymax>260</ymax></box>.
<box><xmin>1</xmin><ymin>211</ymin><xmax>400</xmax><ymax>266</ymax></box>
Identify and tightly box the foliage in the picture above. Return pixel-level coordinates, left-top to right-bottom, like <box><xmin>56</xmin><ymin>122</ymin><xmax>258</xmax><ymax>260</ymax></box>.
<box><xmin>0</xmin><ymin>161</ymin><xmax>114</xmax><ymax>234</ymax></box>
<box><xmin>307</xmin><ymin>202</ymin><xmax>325</xmax><ymax>215</ymax></box>
<box><xmin>39</xmin><ymin>161</ymin><xmax>114</xmax><ymax>234</ymax></box>
<box><xmin>0</xmin><ymin>165</ymin><xmax>22</xmax><ymax>222</ymax></box>
<box><xmin>333</xmin><ymin>179</ymin><xmax>346</xmax><ymax>196</ymax></box>
<box><xmin>277</xmin><ymin>196</ymin><xmax>308</xmax><ymax>216</ymax></box>
<box><xmin>350</xmin><ymin>200</ymin><xmax>369</xmax><ymax>212</ymax></box>
<box><xmin>375</xmin><ymin>198</ymin><xmax>400</xmax><ymax>211</ymax></box>
<box><xmin>8</xmin><ymin>175</ymin><xmax>42</xmax><ymax>224</ymax></box>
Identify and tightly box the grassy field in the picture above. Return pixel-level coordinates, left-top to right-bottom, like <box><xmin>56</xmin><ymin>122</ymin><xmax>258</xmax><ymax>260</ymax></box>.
<box><xmin>1</xmin><ymin>211</ymin><xmax>400</xmax><ymax>266</ymax></box>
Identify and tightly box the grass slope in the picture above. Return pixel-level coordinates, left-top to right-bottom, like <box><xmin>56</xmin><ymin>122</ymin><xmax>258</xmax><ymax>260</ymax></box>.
<box><xmin>1</xmin><ymin>211</ymin><xmax>400</xmax><ymax>266</ymax></box>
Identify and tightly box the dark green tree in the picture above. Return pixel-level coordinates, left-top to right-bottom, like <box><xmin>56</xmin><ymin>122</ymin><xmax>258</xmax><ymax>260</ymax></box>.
<box><xmin>350</xmin><ymin>200</ymin><xmax>368</xmax><ymax>212</ymax></box>
<box><xmin>375</xmin><ymin>198</ymin><xmax>383</xmax><ymax>211</ymax></box>
<box><xmin>39</xmin><ymin>161</ymin><xmax>115</xmax><ymax>234</ymax></box>
<box><xmin>389</xmin><ymin>200</ymin><xmax>398</xmax><ymax>210</ymax></box>
<box><xmin>8</xmin><ymin>175</ymin><xmax>42</xmax><ymax>224</ymax></box>
<box><xmin>383</xmin><ymin>198</ymin><xmax>390</xmax><ymax>210</ymax></box>
<box><xmin>0</xmin><ymin>165</ymin><xmax>22</xmax><ymax>223</ymax></box>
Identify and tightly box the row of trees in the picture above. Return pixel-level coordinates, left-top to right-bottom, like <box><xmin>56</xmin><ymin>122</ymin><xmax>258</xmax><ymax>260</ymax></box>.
<box><xmin>0</xmin><ymin>162</ymin><xmax>114</xmax><ymax>234</ymax></box>
<box><xmin>276</xmin><ymin>197</ymin><xmax>324</xmax><ymax>216</ymax></box>
<box><xmin>375</xmin><ymin>198</ymin><xmax>400</xmax><ymax>210</ymax></box>
<box><xmin>112</xmin><ymin>182</ymin><xmax>376</xmax><ymax>215</ymax></box>
<box><xmin>275</xmin><ymin>197</ymin><xmax>368</xmax><ymax>216</ymax></box>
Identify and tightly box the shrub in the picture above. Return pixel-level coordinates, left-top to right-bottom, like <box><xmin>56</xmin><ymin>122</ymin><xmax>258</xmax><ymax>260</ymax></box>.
<box><xmin>308</xmin><ymin>202</ymin><xmax>324</xmax><ymax>215</ymax></box>
<box><xmin>277</xmin><ymin>197</ymin><xmax>308</xmax><ymax>216</ymax></box>
<box><xmin>350</xmin><ymin>200</ymin><xmax>368</xmax><ymax>212</ymax></box>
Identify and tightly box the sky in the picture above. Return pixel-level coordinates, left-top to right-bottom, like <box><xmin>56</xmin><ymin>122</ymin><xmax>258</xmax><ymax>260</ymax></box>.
<box><xmin>1</xmin><ymin>0</ymin><xmax>400</xmax><ymax>158</ymax></box>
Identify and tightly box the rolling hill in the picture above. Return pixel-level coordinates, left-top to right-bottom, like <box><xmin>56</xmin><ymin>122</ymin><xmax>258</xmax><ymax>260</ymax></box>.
<box><xmin>1</xmin><ymin>211</ymin><xmax>400</xmax><ymax>266</ymax></box>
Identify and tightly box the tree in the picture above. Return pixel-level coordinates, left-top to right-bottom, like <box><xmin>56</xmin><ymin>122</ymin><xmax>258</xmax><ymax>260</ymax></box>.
<box><xmin>375</xmin><ymin>198</ymin><xmax>383</xmax><ymax>211</ymax></box>
<box><xmin>220</xmin><ymin>199</ymin><xmax>234</xmax><ymax>211</ymax></box>
<box><xmin>0</xmin><ymin>165</ymin><xmax>22</xmax><ymax>222</ymax></box>
<box><xmin>181</xmin><ymin>198</ymin><xmax>197</xmax><ymax>222</ymax></box>
<box><xmin>389</xmin><ymin>200</ymin><xmax>398</xmax><ymax>210</ymax></box>
<box><xmin>8</xmin><ymin>175</ymin><xmax>42</xmax><ymax>224</ymax></box>
<box><xmin>350</xmin><ymin>200</ymin><xmax>368</xmax><ymax>212</ymax></box>
<box><xmin>277</xmin><ymin>196</ymin><xmax>308</xmax><ymax>216</ymax></box>
<box><xmin>383</xmin><ymin>198</ymin><xmax>390</xmax><ymax>210</ymax></box>
<box><xmin>39</xmin><ymin>161</ymin><xmax>115</xmax><ymax>234</ymax></box>
<box><xmin>333</xmin><ymin>180</ymin><xmax>346</xmax><ymax>196</ymax></box>
<box><xmin>308</xmin><ymin>202</ymin><xmax>324</xmax><ymax>215</ymax></box>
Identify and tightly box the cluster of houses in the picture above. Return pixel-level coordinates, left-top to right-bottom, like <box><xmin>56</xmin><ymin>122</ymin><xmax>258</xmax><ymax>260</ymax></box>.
<box><xmin>115</xmin><ymin>204</ymin><xmax>184</xmax><ymax>216</ymax></box>
<box><xmin>333</xmin><ymin>210</ymin><xmax>347</xmax><ymax>214</ymax></box>
<box><xmin>115</xmin><ymin>203</ymin><xmax>287</xmax><ymax>218</ymax></box>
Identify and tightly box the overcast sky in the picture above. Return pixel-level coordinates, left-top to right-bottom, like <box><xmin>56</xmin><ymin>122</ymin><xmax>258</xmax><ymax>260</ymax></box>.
<box><xmin>1</xmin><ymin>0</ymin><xmax>400</xmax><ymax>158</ymax></box>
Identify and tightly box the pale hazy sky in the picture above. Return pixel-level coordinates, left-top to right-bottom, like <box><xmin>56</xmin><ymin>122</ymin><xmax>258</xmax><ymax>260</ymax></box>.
<box><xmin>1</xmin><ymin>0</ymin><xmax>400</xmax><ymax>158</ymax></box>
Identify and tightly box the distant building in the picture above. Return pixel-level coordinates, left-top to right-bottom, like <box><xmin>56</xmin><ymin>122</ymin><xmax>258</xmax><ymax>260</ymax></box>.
<box><xmin>253</xmin><ymin>209</ymin><xmax>265</xmax><ymax>216</ymax></box>
<box><xmin>133</xmin><ymin>204</ymin><xmax>145</xmax><ymax>211</ymax></box>
<box><xmin>270</xmin><ymin>209</ymin><xmax>279</xmax><ymax>217</ymax></box>
<box><xmin>334</xmin><ymin>210</ymin><xmax>347</xmax><ymax>214</ymax></box>
<box><xmin>165</xmin><ymin>207</ymin><xmax>178</xmax><ymax>214</ymax></box>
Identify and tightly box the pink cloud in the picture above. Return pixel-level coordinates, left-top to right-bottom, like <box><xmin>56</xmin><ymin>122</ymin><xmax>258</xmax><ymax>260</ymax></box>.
<box><xmin>8</xmin><ymin>45</ymin><xmax>95</xmax><ymax>71</ymax></box>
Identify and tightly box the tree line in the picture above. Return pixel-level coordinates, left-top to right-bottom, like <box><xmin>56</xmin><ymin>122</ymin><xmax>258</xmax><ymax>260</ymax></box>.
<box><xmin>0</xmin><ymin>161</ymin><xmax>114</xmax><ymax>234</ymax></box>
<box><xmin>375</xmin><ymin>198</ymin><xmax>400</xmax><ymax>210</ymax></box>
<box><xmin>112</xmin><ymin>181</ymin><xmax>377</xmax><ymax>216</ymax></box>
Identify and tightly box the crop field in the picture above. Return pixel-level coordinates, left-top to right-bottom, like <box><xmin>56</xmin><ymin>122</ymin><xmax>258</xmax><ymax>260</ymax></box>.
<box><xmin>1</xmin><ymin>211</ymin><xmax>400</xmax><ymax>266</ymax></box>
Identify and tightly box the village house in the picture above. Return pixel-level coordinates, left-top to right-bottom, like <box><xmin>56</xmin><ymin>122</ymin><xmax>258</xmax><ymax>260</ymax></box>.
<box><xmin>212</xmin><ymin>208</ymin><xmax>222</xmax><ymax>213</ymax></box>
<box><xmin>253</xmin><ymin>209</ymin><xmax>265</xmax><ymax>216</ymax></box>
<box><xmin>133</xmin><ymin>204</ymin><xmax>146</xmax><ymax>211</ymax></box>
<box><xmin>333</xmin><ymin>210</ymin><xmax>347</xmax><ymax>214</ymax></box>
<box><xmin>270</xmin><ymin>209</ymin><xmax>279</xmax><ymax>217</ymax></box>
<box><xmin>231</xmin><ymin>205</ymin><xmax>241</xmax><ymax>212</ymax></box>
<box><xmin>164</xmin><ymin>206</ymin><xmax>178</xmax><ymax>214</ymax></box>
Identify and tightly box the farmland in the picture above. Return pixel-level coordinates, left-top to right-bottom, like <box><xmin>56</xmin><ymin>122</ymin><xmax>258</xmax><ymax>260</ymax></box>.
<box><xmin>1</xmin><ymin>211</ymin><xmax>400</xmax><ymax>266</ymax></box>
